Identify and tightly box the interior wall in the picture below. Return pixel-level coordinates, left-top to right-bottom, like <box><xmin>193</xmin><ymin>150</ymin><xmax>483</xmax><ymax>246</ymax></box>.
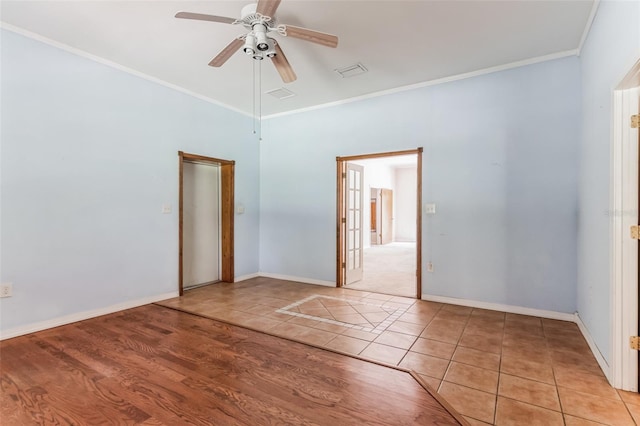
<box><xmin>577</xmin><ymin>0</ymin><xmax>640</xmax><ymax>364</ymax></box>
<box><xmin>394</xmin><ymin>166</ymin><xmax>417</xmax><ymax>242</ymax></box>
<box><xmin>261</xmin><ymin>56</ymin><xmax>580</xmax><ymax>313</ymax></box>
<box><xmin>0</xmin><ymin>30</ymin><xmax>260</xmax><ymax>333</ymax></box>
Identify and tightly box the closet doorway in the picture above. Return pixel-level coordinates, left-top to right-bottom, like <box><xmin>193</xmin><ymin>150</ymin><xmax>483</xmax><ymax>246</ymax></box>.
<box><xmin>178</xmin><ymin>152</ymin><xmax>235</xmax><ymax>295</ymax></box>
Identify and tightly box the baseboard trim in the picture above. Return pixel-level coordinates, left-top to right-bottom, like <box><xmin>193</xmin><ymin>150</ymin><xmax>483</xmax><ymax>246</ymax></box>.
<box><xmin>422</xmin><ymin>294</ymin><xmax>576</xmax><ymax>322</ymax></box>
<box><xmin>574</xmin><ymin>313</ymin><xmax>612</xmax><ymax>382</ymax></box>
<box><xmin>258</xmin><ymin>272</ymin><xmax>335</xmax><ymax>287</ymax></box>
<box><xmin>234</xmin><ymin>273</ymin><xmax>260</xmax><ymax>283</ymax></box>
<box><xmin>0</xmin><ymin>291</ymin><xmax>179</xmax><ymax>341</ymax></box>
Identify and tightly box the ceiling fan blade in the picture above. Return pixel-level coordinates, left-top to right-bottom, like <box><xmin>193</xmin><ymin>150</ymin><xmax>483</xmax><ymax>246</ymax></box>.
<box><xmin>175</xmin><ymin>11</ymin><xmax>236</xmax><ymax>25</ymax></box>
<box><xmin>256</xmin><ymin>0</ymin><xmax>281</xmax><ymax>18</ymax></box>
<box><xmin>208</xmin><ymin>38</ymin><xmax>244</xmax><ymax>67</ymax></box>
<box><xmin>271</xmin><ymin>43</ymin><xmax>297</xmax><ymax>83</ymax></box>
<box><xmin>281</xmin><ymin>25</ymin><xmax>338</xmax><ymax>48</ymax></box>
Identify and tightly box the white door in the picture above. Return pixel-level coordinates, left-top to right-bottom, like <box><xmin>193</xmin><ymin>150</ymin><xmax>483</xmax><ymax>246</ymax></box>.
<box><xmin>345</xmin><ymin>163</ymin><xmax>364</xmax><ymax>284</ymax></box>
<box><xmin>182</xmin><ymin>161</ymin><xmax>220</xmax><ymax>289</ymax></box>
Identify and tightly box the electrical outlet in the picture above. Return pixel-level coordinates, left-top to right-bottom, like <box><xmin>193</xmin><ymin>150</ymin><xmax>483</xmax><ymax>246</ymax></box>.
<box><xmin>427</xmin><ymin>262</ymin><xmax>434</xmax><ymax>273</ymax></box>
<box><xmin>0</xmin><ymin>283</ymin><xmax>12</xmax><ymax>298</ymax></box>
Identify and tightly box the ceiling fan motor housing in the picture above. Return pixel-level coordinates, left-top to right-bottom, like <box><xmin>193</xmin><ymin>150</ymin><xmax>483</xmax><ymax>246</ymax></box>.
<box><xmin>240</xmin><ymin>3</ymin><xmax>258</xmax><ymax>20</ymax></box>
<box><xmin>239</xmin><ymin>3</ymin><xmax>277</xmax><ymax>29</ymax></box>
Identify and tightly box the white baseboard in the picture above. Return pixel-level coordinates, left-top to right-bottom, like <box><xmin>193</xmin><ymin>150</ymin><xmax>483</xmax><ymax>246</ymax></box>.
<box><xmin>0</xmin><ymin>291</ymin><xmax>178</xmax><ymax>341</ymax></box>
<box><xmin>234</xmin><ymin>273</ymin><xmax>260</xmax><ymax>282</ymax></box>
<box><xmin>259</xmin><ymin>272</ymin><xmax>335</xmax><ymax>287</ymax></box>
<box><xmin>422</xmin><ymin>294</ymin><xmax>576</xmax><ymax>322</ymax></box>
<box><xmin>574</xmin><ymin>313</ymin><xmax>611</xmax><ymax>382</ymax></box>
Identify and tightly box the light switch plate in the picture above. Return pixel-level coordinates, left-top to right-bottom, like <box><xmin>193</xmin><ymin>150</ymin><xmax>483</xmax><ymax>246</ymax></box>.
<box><xmin>237</xmin><ymin>205</ymin><xmax>245</xmax><ymax>214</ymax></box>
<box><xmin>162</xmin><ymin>204</ymin><xmax>172</xmax><ymax>214</ymax></box>
<box><xmin>424</xmin><ymin>203</ymin><xmax>436</xmax><ymax>214</ymax></box>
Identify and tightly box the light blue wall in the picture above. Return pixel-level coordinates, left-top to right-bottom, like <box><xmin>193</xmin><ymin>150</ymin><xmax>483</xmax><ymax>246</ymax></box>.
<box><xmin>577</xmin><ymin>1</ymin><xmax>640</xmax><ymax>363</ymax></box>
<box><xmin>0</xmin><ymin>30</ymin><xmax>260</xmax><ymax>332</ymax></box>
<box><xmin>261</xmin><ymin>57</ymin><xmax>581</xmax><ymax>313</ymax></box>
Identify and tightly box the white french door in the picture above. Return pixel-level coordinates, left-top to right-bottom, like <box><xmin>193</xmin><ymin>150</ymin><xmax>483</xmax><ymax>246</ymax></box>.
<box><xmin>345</xmin><ymin>163</ymin><xmax>364</xmax><ymax>284</ymax></box>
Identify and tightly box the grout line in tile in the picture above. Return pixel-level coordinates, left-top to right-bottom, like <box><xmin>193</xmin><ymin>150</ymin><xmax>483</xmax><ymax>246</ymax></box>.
<box><xmin>621</xmin><ymin>400</ymin><xmax>639</xmax><ymax>426</ymax></box>
<box><xmin>506</xmin><ymin>383</ymin><xmax>571</xmax><ymax>417</ymax></box>
<box><xmin>496</xmin><ymin>395</ymin><xmax>563</xmax><ymax>414</ymax></box>
<box><xmin>491</xmin><ymin>307</ymin><xmax>507</xmax><ymax>425</ymax></box>
<box><xmin>541</xmin><ymin>317</ymin><xmax>566</xmax><ymax>422</ymax></box>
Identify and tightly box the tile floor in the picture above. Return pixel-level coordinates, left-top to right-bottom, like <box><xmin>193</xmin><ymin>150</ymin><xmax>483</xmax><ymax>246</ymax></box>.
<box><xmin>156</xmin><ymin>277</ymin><xmax>640</xmax><ymax>426</ymax></box>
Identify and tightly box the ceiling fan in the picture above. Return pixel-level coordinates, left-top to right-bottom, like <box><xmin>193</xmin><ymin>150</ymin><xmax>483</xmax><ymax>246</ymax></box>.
<box><xmin>175</xmin><ymin>0</ymin><xmax>339</xmax><ymax>83</ymax></box>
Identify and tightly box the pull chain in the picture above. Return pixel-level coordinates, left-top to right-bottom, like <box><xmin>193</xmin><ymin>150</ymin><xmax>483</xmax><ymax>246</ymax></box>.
<box><xmin>258</xmin><ymin>59</ymin><xmax>262</xmax><ymax>141</ymax></box>
<box><xmin>252</xmin><ymin>59</ymin><xmax>256</xmax><ymax>135</ymax></box>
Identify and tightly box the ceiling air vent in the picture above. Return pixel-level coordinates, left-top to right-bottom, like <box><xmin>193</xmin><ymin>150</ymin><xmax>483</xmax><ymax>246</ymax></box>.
<box><xmin>334</xmin><ymin>63</ymin><xmax>368</xmax><ymax>78</ymax></box>
<box><xmin>265</xmin><ymin>87</ymin><xmax>296</xmax><ymax>100</ymax></box>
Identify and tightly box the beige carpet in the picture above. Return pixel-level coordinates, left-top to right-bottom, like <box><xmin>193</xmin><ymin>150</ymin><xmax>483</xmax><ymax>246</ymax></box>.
<box><xmin>346</xmin><ymin>242</ymin><xmax>416</xmax><ymax>298</ymax></box>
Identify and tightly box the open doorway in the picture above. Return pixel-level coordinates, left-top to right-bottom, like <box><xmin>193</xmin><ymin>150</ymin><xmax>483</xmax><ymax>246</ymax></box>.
<box><xmin>610</xmin><ymin>59</ymin><xmax>639</xmax><ymax>391</ymax></box>
<box><xmin>336</xmin><ymin>149</ymin><xmax>423</xmax><ymax>299</ymax></box>
<box><xmin>178</xmin><ymin>152</ymin><xmax>235</xmax><ymax>295</ymax></box>
<box><xmin>182</xmin><ymin>160</ymin><xmax>221</xmax><ymax>289</ymax></box>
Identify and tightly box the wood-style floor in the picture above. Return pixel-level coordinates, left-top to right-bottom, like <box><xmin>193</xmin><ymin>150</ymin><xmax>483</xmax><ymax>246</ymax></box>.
<box><xmin>0</xmin><ymin>305</ymin><xmax>461</xmax><ymax>425</ymax></box>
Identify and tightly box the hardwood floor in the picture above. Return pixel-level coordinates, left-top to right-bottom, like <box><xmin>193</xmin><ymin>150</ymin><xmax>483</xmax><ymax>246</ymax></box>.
<box><xmin>0</xmin><ymin>305</ymin><xmax>461</xmax><ymax>425</ymax></box>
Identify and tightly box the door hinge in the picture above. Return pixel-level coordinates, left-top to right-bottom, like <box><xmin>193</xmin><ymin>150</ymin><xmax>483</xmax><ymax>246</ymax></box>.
<box><xmin>341</xmin><ymin>218</ymin><xmax>346</xmax><ymax>224</ymax></box>
<box><xmin>342</xmin><ymin>262</ymin><xmax>346</xmax><ymax>268</ymax></box>
<box><xmin>632</xmin><ymin>114</ymin><xmax>639</xmax><ymax>129</ymax></box>
<box><xmin>631</xmin><ymin>336</ymin><xmax>640</xmax><ymax>350</ymax></box>
<box><xmin>631</xmin><ymin>225</ymin><xmax>640</xmax><ymax>240</ymax></box>
<box><xmin>342</xmin><ymin>172</ymin><xmax>346</xmax><ymax>178</ymax></box>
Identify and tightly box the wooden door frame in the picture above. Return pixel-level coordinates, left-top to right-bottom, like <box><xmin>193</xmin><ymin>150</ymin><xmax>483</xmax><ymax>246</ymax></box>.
<box><xmin>178</xmin><ymin>151</ymin><xmax>235</xmax><ymax>296</ymax></box>
<box><xmin>336</xmin><ymin>148</ymin><xmax>423</xmax><ymax>299</ymax></box>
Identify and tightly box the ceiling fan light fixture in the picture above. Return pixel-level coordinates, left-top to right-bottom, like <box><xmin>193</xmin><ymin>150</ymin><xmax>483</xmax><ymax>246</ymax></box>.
<box><xmin>254</xmin><ymin>24</ymin><xmax>269</xmax><ymax>51</ymax></box>
<box><xmin>265</xmin><ymin>38</ymin><xmax>277</xmax><ymax>58</ymax></box>
<box><xmin>243</xmin><ymin>33</ymin><xmax>256</xmax><ymax>55</ymax></box>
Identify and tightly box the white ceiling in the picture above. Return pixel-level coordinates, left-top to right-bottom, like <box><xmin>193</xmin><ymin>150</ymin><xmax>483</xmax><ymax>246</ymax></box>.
<box><xmin>1</xmin><ymin>1</ymin><xmax>594</xmax><ymax>116</ymax></box>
